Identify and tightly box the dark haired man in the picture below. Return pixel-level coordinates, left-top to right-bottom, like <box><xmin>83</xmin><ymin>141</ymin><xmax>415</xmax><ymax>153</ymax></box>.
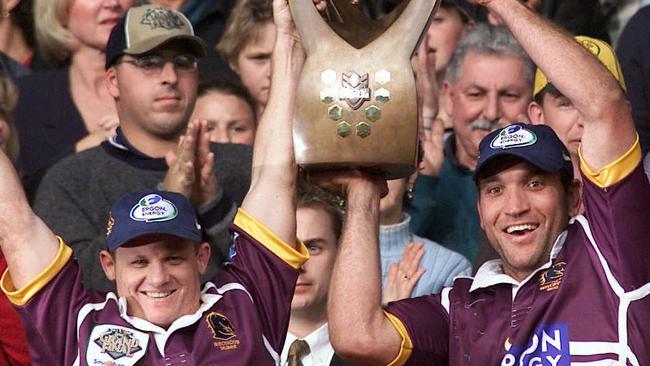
<box><xmin>327</xmin><ymin>0</ymin><xmax>649</xmax><ymax>364</ymax></box>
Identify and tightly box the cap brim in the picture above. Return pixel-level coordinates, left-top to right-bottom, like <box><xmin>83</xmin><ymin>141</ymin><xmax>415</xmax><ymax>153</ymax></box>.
<box><xmin>124</xmin><ymin>34</ymin><xmax>207</xmax><ymax>57</ymax></box>
<box><xmin>474</xmin><ymin>149</ymin><xmax>568</xmax><ymax>184</ymax></box>
<box><xmin>108</xmin><ymin>225</ymin><xmax>202</xmax><ymax>252</ymax></box>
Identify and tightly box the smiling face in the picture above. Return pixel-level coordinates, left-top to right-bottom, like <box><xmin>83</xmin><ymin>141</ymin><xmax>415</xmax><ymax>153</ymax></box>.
<box><xmin>445</xmin><ymin>52</ymin><xmax>531</xmax><ymax>168</ymax></box>
<box><xmin>100</xmin><ymin>236</ymin><xmax>210</xmax><ymax>328</ymax></box>
<box><xmin>231</xmin><ymin>21</ymin><xmax>276</xmax><ymax>110</ymax></box>
<box><xmin>477</xmin><ymin>160</ymin><xmax>579</xmax><ymax>281</ymax></box>
<box><xmin>67</xmin><ymin>0</ymin><xmax>134</xmax><ymax>51</ymax></box>
<box><xmin>293</xmin><ymin>206</ymin><xmax>338</xmax><ymax>317</ymax></box>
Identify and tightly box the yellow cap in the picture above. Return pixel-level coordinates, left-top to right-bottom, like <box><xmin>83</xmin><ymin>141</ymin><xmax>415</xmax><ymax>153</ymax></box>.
<box><xmin>533</xmin><ymin>36</ymin><xmax>626</xmax><ymax>97</ymax></box>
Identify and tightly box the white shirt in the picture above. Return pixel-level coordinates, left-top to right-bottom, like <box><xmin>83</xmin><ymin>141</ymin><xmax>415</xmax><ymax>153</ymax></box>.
<box><xmin>280</xmin><ymin>323</ymin><xmax>335</xmax><ymax>366</ymax></box>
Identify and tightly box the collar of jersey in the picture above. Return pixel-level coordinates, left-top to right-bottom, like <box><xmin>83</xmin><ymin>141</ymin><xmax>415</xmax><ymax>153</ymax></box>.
<box><xmin>469</xmin><ymin>227</ymin><xmax>570</xmax><ymax>293</ymax></box>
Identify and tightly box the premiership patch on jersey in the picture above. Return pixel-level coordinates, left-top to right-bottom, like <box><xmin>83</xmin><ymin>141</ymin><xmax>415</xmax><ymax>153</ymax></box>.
<box><xmin>206</xmin><ymin>312</ymin><xmax>240</xmax><ymax>351</ymax></box>
<box><xmin>87</xmin><ymin>325</ymin><xmax>148</xmax><ymax>365</ymax></box>
<box><xmin>490</xmin><ymin>125</ymin><xmax>537</xmax><ymax>149</ymax></box>
<box><xmin>501</xmin><ymin>324</ymin><xmax>570</xmax><ymax>366</ymax></box>
<box><xmin>539</xmin><ymin>262</ymin><xmax>566</xmax><ymax>292</ymax></box>
<box><xmin>129</xmin><ymin>193</ymin><xmax>178</xmax><ymax>223</ymax></box>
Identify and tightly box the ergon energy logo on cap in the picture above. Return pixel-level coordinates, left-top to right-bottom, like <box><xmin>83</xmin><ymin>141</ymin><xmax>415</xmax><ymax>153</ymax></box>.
<box><xmin>129</xmin><ymin>194</ymin><xmax>178</xmax><ymax>223</ymax></box>
<box><xmin>490</xmin><ymin>125</ymin><xmax>537</xmax><ymax>150</ymax></box>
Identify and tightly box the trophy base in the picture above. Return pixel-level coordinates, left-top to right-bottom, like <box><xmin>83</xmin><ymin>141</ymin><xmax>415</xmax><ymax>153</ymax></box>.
<box><xmin>298</xmin><ymin>161</ymin><xmax>416</xmax><ymax>180</ymax></box>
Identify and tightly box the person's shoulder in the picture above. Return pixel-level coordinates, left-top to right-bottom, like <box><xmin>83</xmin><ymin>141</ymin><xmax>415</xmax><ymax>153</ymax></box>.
<box><xmin>416</xmin><ymin>234</ymin><xmax>471</xmax><ymax>266</ymax></box>
<box><xmin>16</xmin><ymin>67</ymin><xmax>67</xmax><ymax>90</ymax></box>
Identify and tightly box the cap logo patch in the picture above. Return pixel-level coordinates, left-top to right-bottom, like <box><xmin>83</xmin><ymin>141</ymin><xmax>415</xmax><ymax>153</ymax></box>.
<box><xmin>140</xmin><ymin>8</ymin><xmax>184</xmax><ymax>30</ymax></box>
<box><xmin>490</xmin><ymin>125</ymin><xmax>537</xmax><ymax>149</ymax></box>
<box><xmin>130</xmin><ymin>194</ymin><xmax>178</xmax><ymax>223</ymax></box>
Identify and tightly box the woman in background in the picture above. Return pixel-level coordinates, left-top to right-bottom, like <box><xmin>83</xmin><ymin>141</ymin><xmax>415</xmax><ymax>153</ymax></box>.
<box><xmin>14</xmin><ymin>0</ymin><xmax>134</xmax><ymax>199</ymax></box>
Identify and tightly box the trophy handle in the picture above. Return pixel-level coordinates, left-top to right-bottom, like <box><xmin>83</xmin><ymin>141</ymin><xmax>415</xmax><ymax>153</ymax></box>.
<box><xmin>371</xmin><ymin>0</ymin><xmax>440</xmax><ymax>56</ymax></box>
<box><xmin>288</xmin><ymin>0</ymin><xmax>343</xmax><ymax>53</ymax></box>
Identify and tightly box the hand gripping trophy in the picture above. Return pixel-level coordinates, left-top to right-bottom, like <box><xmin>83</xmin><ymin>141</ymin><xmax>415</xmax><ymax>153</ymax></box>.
<box><xmin>290</xmin><ymin>0</ymin><xmax>440</xmax><ymax>178</ymax></box>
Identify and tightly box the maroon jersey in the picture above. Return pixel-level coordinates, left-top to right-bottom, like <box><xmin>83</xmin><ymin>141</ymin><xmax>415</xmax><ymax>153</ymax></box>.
<box><xmin>385</xmin><ymin>142</ymin><xmax>650</xmax><ymax>365</ymax></box>
<box><xmin>1</xmin><ymin>209</ymin><xmax>308</xmax><ymax>365</ymax></box>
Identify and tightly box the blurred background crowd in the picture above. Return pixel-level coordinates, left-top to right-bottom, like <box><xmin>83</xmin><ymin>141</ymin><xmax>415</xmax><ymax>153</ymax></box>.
<box><xmin>1</xmin><ymin>0</ymin><xmax>649</xmax><ymax>364</ymax></box>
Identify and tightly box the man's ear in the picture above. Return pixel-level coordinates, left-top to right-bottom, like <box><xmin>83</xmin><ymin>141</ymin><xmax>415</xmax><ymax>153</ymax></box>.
<box><xmin>528</xmin><ymin>101</ymin><xmax>544</xmax><ymax>125</ymax></box>
<box><xmin>105</xmin><ymin>67</ymin><xmax>120</xmax><ymax>99</ymax></box>
<box><xmin>476</xmin><ymin>198</ymin><xmax>485</xmax><ymax>231</ymax></box>
<box><xmin>443</xmin><ymin>80</ymin><xmax>454</xmax><ymax>118</ymax></box>
<box><xmin>197</xmin><ymin>242</ymin><xmax>211</xmax><ymax>275</ymax></box>
<box><xmin>99</xmin><ymin>250</ymin><xmax>116</xmax><ymax>281</ymax></box>
<box><xmin>566</xmin><ymin>179</ymin><xmax>583</xmax><ymax>217</ymax></box>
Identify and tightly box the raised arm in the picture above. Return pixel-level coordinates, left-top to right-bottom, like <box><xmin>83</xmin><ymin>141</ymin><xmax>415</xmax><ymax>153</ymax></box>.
<box><xmin>478</xmin><ymin>0</ymin><xmax>636</xmax><ymax>169</ymax></box>
<box><xmin>325</xmin><ymin>172</ymin><xmax>404</xmax><ymax>365</ymax></box>
<box><xmin>240</xmin><ymin>0</ymin><xmax>323</xmax><ymax>244</ymax></box>
<box><xmin>0</xmin><ymin>150</ymin><xmax>59</xmax><ymax>289</ymax></box>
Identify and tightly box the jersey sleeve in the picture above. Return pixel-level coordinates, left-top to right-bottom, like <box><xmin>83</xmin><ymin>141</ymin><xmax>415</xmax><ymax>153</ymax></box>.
<box><xmin>578</xmin><ymin>137</ymin><xmax>650</xmax><ymax>290</ymax></box>
<box><xmin>224</xmin><ymin>209</ymin><xmax>309</xmax><ymax>353</ymax></box>
<box><xmin>1</xmin><ymin>238</ymin><xmax>96</xmax><ymax>365</ymax></box>
<box><xmin>383</xmin><ymin>295</ymin><xmax>450</xmax><ymax>366</ymax></box>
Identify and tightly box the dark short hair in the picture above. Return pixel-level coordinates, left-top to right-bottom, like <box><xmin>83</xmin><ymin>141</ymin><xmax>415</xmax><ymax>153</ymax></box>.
<box><xmin>297</xmin><ymin>178</ymin><xmax>344</xmax><ymax>243</ymax></box>
<box><xmin>197</xmin><ymin>78</ymin><xmax>258</xmax><ymax>125</ymax></box>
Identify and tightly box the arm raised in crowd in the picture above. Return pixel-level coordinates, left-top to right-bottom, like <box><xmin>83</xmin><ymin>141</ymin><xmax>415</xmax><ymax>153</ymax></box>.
<box><xmin>321</xmin><ymin>172</ymin><xmax>404</xmax><ymax>365</ymax></box>
<box><xmin>0</xmin><ymin>151</ymin><xmax>59</xmax><ymax>290</ymax></box>
<box><xmin>478</xmin><ymin>0</ymin><xmax>636</xmax><ymax>168</ymax></box>
<box><xmin>241</xmin><ymin>0</ymin><xmax>325</xmax><ymax>245</ymax></box>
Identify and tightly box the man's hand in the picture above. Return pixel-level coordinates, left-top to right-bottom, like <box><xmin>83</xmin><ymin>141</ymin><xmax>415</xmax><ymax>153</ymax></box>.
<box><xmin>164</xmin><ymin>120</ymin><xmax>219</xmax><ymax>207</ymax></box>
<box><xmin>382</xmin><ymin>242</ymin><xmax>426</xmax><ymax>305</ymax></box>
<box><xmin>307</xmin><ymin>169</ymin><xmax>388</xmax><ymax>200</ymax></box>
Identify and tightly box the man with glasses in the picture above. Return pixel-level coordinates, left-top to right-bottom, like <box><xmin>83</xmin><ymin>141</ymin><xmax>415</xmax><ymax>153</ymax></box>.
<box><xmin>32</xmin><ymin>4</ymin><xmax>253</xmax><ymax>292</ymax></box>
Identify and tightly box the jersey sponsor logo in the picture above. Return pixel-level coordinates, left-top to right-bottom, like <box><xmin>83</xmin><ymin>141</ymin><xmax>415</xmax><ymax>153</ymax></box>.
<box><xmin>87</xmin><ymin>325</ymin><xmax>148</xmax><ymax>366</ymax></box>
<box><xmin>501</xmin><ymin>324</ymin><xmax>570</xmax><ymax>366</ymax></box>
<box><xmin>129</xmin><ymin>194</ymin><xmax>178</xmax><ymax>223</ymax></box>
<box><xmin>490</xmin><ymin>125</ymin><xmax>538</xmax><ymax>150</ymax></box>
<box><xmin>206</xmin><ymin>312</ymin><xmax>240</xmax><ymax>351</ymax></box>
<box><xmin>539</xmin><ymin>262</ymin><xmax>566</xmax><ymax>292</ymax></box>
<box><xmin>140</xmin><ymin>8</ymin><xmax>185</xmax><ymax>30</ymax></box>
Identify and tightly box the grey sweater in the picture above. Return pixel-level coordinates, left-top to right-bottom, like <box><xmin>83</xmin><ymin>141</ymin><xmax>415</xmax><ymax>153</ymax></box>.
<box><xmin>33</xmin><ymin>136</ymin><xmax>252</xmax><ymax>291</ymax></box>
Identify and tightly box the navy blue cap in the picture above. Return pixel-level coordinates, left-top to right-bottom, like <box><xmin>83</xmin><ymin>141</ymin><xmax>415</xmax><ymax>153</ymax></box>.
<box><xmin>105</xmin><ymin>190</ymin><xmax>202</xmax><ymax>252</ymax></box>
<box><xmin>474</xmin><ymin>123</ymin><xmax>574</xmax><ymax>183</ymax></box>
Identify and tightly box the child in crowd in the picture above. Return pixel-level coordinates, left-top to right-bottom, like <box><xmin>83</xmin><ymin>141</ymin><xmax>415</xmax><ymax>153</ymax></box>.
<box><xmin>218</xmin><ymin>0</ymin><xmax>275</xmax><ymax>115</ymax></box>
<box><xmin>191</xmin><ymin>79</ymin><xmax>258</xmax><ymax>145</ymax></box>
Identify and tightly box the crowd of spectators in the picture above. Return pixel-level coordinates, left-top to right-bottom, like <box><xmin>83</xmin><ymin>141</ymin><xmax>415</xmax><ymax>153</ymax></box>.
<box><xmin>0</xmin><ymin>0</ymin><xmax>648</xmax><ymax>365</ymax></box>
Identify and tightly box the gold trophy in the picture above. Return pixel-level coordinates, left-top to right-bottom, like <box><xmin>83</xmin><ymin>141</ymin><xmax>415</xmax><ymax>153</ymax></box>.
<box><xmin>290</xmin><ymin>0</ymin><xmax>440</xmax><ymax>179</ymax></box>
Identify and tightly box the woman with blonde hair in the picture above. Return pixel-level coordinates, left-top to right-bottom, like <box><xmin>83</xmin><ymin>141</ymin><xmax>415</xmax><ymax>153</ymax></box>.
<box><xmin>14</xmin><ymin>0</ymin><xmax>134</xmax><ymax>199</ymax></box>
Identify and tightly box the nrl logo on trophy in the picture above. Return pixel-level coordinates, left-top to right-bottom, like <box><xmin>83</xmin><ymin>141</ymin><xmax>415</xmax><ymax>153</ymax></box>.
<box><xmin>340</xmin><ymin>72</ymin><xmax>370</xmax><ymax>110</ymax></box>
<box><xmin>290</xmin><ymin>0</ymin><xmax>440</xmax><ymax>179</ymax></box>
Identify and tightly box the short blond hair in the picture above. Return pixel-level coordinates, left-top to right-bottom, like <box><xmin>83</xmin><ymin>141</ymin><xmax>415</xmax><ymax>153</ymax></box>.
<box><xmin>217</xmin><ymin>0</ymin><xmax>273</xmax><ymax>66</ymax></box>
<box><xmin>34</xmin><ymin>0</ymin><xmax>75</xmax><ymax>65</ymax></box>
<box><xmin>0</xmin><ymin>71</ymin><xmax>19</xmax><ymax>162</ymax></box>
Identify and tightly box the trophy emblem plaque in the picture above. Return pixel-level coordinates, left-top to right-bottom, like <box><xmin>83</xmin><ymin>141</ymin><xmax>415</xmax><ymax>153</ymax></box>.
<box><xmin>290</xmin><ymin>0</ymin><xmax>440</xmax><ymax>179</ymax></box>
